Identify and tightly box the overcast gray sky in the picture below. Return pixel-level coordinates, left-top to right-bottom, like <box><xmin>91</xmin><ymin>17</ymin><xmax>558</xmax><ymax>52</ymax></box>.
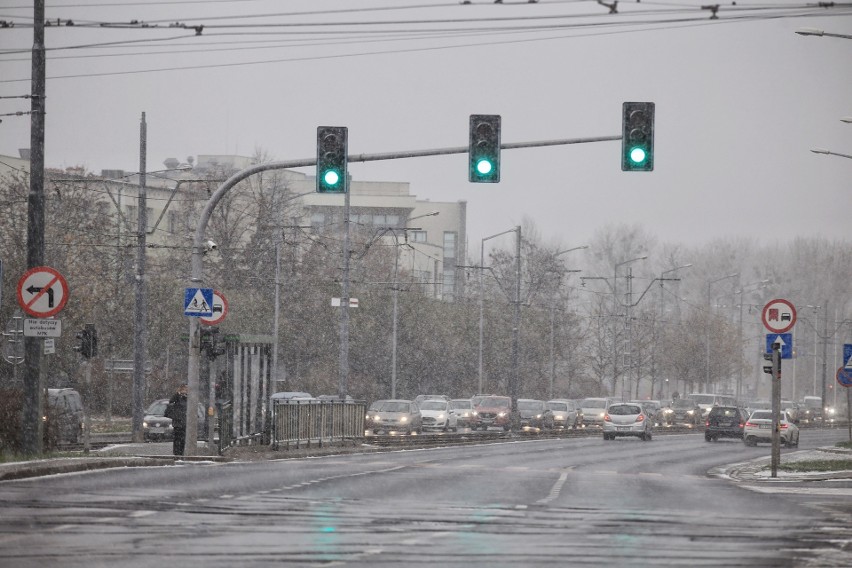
<box><xmin>1</xmin><ymin>0</ymin><xmax>850</xmax><ymax>251</ymax></box>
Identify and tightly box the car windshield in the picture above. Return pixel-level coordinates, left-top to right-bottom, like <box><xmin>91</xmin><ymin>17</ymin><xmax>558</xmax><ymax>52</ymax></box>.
<box><xmin>750</xmin><ymin>410</ymin><xmax>777</xmax><ymax>421</ymax></box>
<box><xmin>146</xmin><ymin>401</ymin><xmax>168</xmax><ymax>416</ymax></box>
<box><xmin>480</xmin><ymin>397</ymin><xmax>510</xmax><ymax>408</ymax></box>
<box><xmin>711</xmin><ymin>408</ymin><xmax>739</xmax><ymax>418</ymax></box>
<box><xmin>547</xmin><ymin>402</ymin><xmax>568</xmax><ymax>412</ymax></box>
<box><xmin>609</xmin><ymin>405</ymin><xmax>641</xmax><ymax>416</ymax></box>
<box><xmin>581</xmin><ymin>399</ymin><xmax>607</xmax><ymax>409</ymax></box>
<box><xmin>672</xmin><ymin>399</ymin><xmax>694</xmax><ymax>409</ymax></box>
<box><xmin>449</xmin><ymin>400</ymin><xmax>471</xmax><ymax>410</ymax></box>
<box><xmin>378</xmin><ymin>401</ymin><xmax>410</xmax><ymax>412</ymax></box>
<box><xmin>517</xmin><ymin>401</ymin><xmax>543</xmax><ymax>411</ymax></box>
<box><xmin>420</xmin><ymin>401</ymin><xmax>447</xmax><ymax>411</ymax></box>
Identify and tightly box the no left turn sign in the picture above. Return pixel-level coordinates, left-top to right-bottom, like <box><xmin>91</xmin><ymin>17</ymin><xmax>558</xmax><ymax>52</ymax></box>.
<box><xmin>16</xmin><ymin>266</ymin><xmax>69</xmax><ymax>318</ymax></box>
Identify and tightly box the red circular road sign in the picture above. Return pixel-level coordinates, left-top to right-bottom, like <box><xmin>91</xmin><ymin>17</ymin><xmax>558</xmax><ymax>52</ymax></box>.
<box><xmin>838</xmin><ymin>367</ymin><xmax>852</xmax><ymax>388</ymax></box>
<box><xmin>200</xmin><ymin>290</ymin><xmax>228</xmax><ymax>326</ymax></box>
<box><xmin>761</xmin><ymin>298</ymin><xmax>797</xmax><ymax>334</ymax></box>
<box><xmin>16</xmin><ymin>266</ymin><xmax>69</xmax><ymax>318</ymax></box>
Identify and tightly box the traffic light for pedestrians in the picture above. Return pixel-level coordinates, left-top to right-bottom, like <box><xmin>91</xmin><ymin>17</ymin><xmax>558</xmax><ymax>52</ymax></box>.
<box><xmin>316</xmin><ymin>126</ymin><xmax>348</xmax><ymax>193</ymax></box>
<box><xmin>469</xmin><ymin>114</ymin><xmax>501</xmax><ymax>183</ymax></box>
<box><xmin>622</xmin><ymin>102</ymin><xmax>655</xmax><ymax>171</ymax></box>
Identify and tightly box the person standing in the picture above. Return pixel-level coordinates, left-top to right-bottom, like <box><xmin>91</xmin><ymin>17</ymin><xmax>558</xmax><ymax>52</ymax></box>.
<box><xmin>165</xmin><ymin>384</ymin><xmax>188</xmax><ymax>456</ymax></box>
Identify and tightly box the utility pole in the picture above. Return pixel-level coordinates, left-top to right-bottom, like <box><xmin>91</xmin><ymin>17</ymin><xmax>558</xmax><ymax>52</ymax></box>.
<box><xmin>21</xmin><ymin>0</ymin><xmax>46</xmax><ymax>456</ymax></box>
<box><xmin>132</xmin><ymin>113</ymin><xmax>148</xmax><ymax>443</ymax></box>
<box><xmin>821</xmin><ymin>299</ymin><xmax>829</xmax><ymax>413</ymax></box>
<box><xmin>338</xmin><ymin>181</ymin><xmax>351</xmax><ymax>399</ymax></box>
<box><xmin>510</xmin><ymin>226</ymin><xmax>521</xmax><ymax>402</ymax></box>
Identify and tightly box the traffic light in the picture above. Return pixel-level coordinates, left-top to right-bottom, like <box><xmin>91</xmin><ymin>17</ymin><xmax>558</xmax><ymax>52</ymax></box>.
<box><xmin>621</xmin><ymin>102</ymin><xmax>655</xmax><ymax>171</ymax></box>
<box><xmin>316</xmin><ymin>126</ymin><xmax>348</xmax><ymax>193</ymax></box>
<box><xmin>469</xmin><ymin>114</ymin><xmax>501</xmax><ymax>183</ymax></box>
<box><xmin>762</xmin><ymin>345</ymin><xmax>780</xmax><ymax>377</ymax></box>
<box><xmin>74</xmin><ymin>324</ymin><xmax>97</xmax><ymax>358</ymax></box>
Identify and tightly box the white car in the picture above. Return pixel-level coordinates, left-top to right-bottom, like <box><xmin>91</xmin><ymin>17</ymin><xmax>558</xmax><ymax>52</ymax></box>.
<box><xmin>602</xmin><ymin>402</ymin><xmax>653</xmax><ymax>441</ymax></box>
<box><xmin>743</xmin><ymin>410</ymin><xmax>800</xmax><ymax>447</ymax></box>
<box><xmin>546</xmin><ymin>399</ymin><xmax>579</xmax><ymax>429</ymax></box>
<box><xmin>419</xmin><ymin>399</ymin><xmax>458</xmax><ymax>432</ymax></box>
<box><xmin>580</xmin><ymin>397</ymin><xmax>609</xmax><ymax>428</ymax></box>
<box><xmin>448</xmin><ymin>399</ymin><xmax>475</xmax><ymax>428</ymax></box>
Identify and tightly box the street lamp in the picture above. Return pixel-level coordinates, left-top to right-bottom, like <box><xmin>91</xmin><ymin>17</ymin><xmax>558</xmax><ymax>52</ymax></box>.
<box><xmin>478</xmin><ymin>227</ymin><xmax>519</xmax><ymax>395</ymax></box>
<box><xmin>735</xmin><ymin>279</ymin><xmax>770</xmax><ymax>400</ymax></box>
<box><xmin>548</xmin><ymin>245</ymin><xmax>588</xmax><ymax>399</ymax></box>
<box><xmin>659</xmin><ymin>263</ymin><xmax>692</xmax><ymax>318</ymax></box>
<box><xmin>705</xmin><ymin>273</ymin><xmax>739</xmax><ymax>393</ymax></box>
<box><xmin>810</xmin><ymin>148</ymin><xmax>852</xmax><ymax>160</ymax></box>
<box><xmin>389</xmin><ymin>211</ymin><xmax>439</xmax><ymax>399</ymax></box>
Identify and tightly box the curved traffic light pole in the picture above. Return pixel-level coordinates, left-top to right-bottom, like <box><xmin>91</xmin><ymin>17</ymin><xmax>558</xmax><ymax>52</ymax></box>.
<box><xmin>183</xmin><ymin>134</ymin><xmax>621</xmax><ymax>455</ymax></box>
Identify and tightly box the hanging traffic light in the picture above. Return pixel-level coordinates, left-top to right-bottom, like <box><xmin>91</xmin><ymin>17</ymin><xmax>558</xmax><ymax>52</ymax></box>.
<box><xmin>74</xmin><ymin>324</ymin><xmax>97</xmax><ymax>358</ymax></box>
<box><xmin>622</xmin><ymin>102</ymin><xmax>655</xmax><ymax>171</ymax></box>
<box><xmin>469</xmin><ymin>114</ymin><xmax>501</xmax><ymax>183</ymax></box>
<box><xmin>316</xmin><ymin>126</ymin><xmax>348</xmax><ymax>193</ymax></box>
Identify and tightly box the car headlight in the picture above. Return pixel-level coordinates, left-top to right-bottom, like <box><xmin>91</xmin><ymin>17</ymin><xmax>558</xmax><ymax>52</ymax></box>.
<box><xmin>143</xmin><ymin>421</ymin><xmax>149</xmax><ymax>428</ymax></box>
<box><xmin>498</xmin><ymin>412</ymin><xmax>506</xmax><ymax>417</ymax></box>
<box><xmin>472</xmin><ymin>411</ymin><xmax>478</xmax><ymax>416</ymax></box>
<box><xmin>400</xmin><ymin>416</ymin><xmax>408</xmax><ymax>423</ymax></box>
<box><xmin>599</xmin><ymin>412</ymin><xmax>605</xmax><ymax>418</ymax></box>
<box><xmin>687</xmin><ymin>410</ymin><xmax>694</xmax><ymax>415</ymax></box>
<box><xmin>438</xmin><ymin>414</ymin><xmax>445</xmax><ymax>420</ymax></box>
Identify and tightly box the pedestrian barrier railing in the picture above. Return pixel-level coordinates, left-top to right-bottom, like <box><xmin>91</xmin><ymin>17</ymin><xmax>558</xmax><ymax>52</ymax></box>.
<box><xmin>271</xmin><ymin>399</ymin><xmax>366</xmax><ymax>449</ymax></box>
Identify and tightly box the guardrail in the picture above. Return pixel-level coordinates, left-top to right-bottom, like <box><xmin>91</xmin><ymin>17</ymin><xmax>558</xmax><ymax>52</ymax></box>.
<box><xmin>271</xmin><ymin>399</ymin><xmax>366</xmax><ymax>450</ymax></box>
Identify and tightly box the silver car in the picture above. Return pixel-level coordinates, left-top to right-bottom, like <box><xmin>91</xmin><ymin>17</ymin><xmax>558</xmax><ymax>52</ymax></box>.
<box><xmin>602</xmin><ymin>402</ymin><xmax>653</xmax><ymax>441</ymax></box>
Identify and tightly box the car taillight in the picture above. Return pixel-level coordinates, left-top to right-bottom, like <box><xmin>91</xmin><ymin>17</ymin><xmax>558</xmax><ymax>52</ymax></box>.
<box><xmin>705</xmin><ymin>420</ymin><xmax>710</xmax><ymax>427</ymax></box>
<box><xmin>738</xmin><ymin>422</ymin><xmax>744</xmax><ymax>428</ymax></box>
<box><xmin>604</xmin><ymin>414</ymin><xmax>612</xmax><ymax>422</ymax></box>
<box><xmin>636</xmin><ymin>414</ymin><xmax>645</xmax><ymax>422</ymax></box>
<box><xmin>780</xmin><ymin>423</ymin><xmax>788</xmax><ymax>429</ymax></box>
<box><xmin>745</xmin><ymin>421</ymin><xmax>756</xmax><ymax>428</ymax></box>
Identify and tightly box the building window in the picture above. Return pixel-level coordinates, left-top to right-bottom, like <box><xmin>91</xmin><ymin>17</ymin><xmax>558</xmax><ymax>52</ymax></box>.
<box><xmin>411</xmin><ymin>231</ymin><xmax>427</xmax><ymax>243</ymax></box>
<box><xmin>443</xmin><ymin>268</ymin><xmax>455</xmax><ymax>299</ymax></box>
<box><xmin>443</xmin><ymin>232</ymin><xmax>457</xmax><ymax>259</ymax></box>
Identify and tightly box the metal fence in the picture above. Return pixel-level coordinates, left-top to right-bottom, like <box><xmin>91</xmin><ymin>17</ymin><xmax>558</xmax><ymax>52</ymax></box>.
<box><xmin>271</xmin><ymin>399</ymin><xmax>366</xmax><ymax>449</ymax></box>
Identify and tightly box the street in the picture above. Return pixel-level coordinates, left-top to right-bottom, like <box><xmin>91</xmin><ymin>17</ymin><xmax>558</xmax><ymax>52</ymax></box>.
<box><xmin>0</xmin><ymin>429</ymin><xmax>850</xmax><ymax>566</ymax></box>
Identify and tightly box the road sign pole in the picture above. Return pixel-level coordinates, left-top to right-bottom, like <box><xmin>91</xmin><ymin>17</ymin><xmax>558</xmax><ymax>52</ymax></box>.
<box><xmin>771</xmin><ymin>342</ymin><xmax>781</xmax><ymax>478</ymax></box>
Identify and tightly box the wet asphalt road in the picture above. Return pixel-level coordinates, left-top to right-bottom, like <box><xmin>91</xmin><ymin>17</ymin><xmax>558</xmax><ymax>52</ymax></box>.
<box><xmin>0</xmin><ymin>428</ymin><xmax>850</xmax><ymax>567</ymax></box>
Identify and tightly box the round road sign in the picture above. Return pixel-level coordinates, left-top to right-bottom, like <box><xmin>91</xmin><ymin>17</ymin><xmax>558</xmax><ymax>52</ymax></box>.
<box><xmin>16</xmin><ymin>266</ymin><xmax>69</xmax><ymax>318</ymax></box>
<box><xmin>761</xmin><ymin>298</ymin><xmax>797</xmax><ymax>334</ymax></box>
<box><xmin>837</xmin><ymin>367</ymin><xmax>852</xmax><ymax>388</ymax></box>
<box><xmin>200</xmin><ymin>290</ymin><xmax>228</xmax><ymax>326</ymax></box>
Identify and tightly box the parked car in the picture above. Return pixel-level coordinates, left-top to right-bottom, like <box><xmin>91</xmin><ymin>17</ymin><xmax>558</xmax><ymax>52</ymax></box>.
<box><xmin>143</xmin><ymin>399</ymin><xmax>206</xmax><ymax>442</ymax></box>
<box><xmin>579</xmin><ymin>397</ymin><xmax>609</xmax><ymax>428</ymax></box>
<box><xmin>602</xmin><ymin>402</ymin><xmax>653</xmax><ymax>441</ymax></box>
<box><xmin>516</xmin><ymin>399</ymin><xmax>547</xmax><ymax>430</ymax></box>
<box><xmin>448</xmin><ymin>399</ymin><xmax>475</xmax><ymax>428</ymax></box>
<box><xmin>419</xmin><ymin>399</ymin><xmax>458</xmax><ymax>432</ymax></box>
<box><xmin>472</xmin><ymin>395</ymin><xmax>514</xmax><ymax>431</ymax></box>
<box><xmin>44</xmin><ymin>388</ymin><xmax>84</xmax><ymax>445</ymax></box>
<box><xmin>743</xmin><ymin>410</ymin><xmax>800</xmax><ymax>447</ymax></box>
<box><xmin>546</xmin><ymin>399</ymin><xmax>579</xmax><ymax>429</ymax></box>
<box><xmin>705</xmin><ymin>405</ymin><xmax>749</xmax><ymax>442</ymax></box>
<box><xmin>414</xmin><ymin>394</ymin><xmax>449</xmax><ymax>405</ymax></box>
<box><xmin>686</xmin><ymin>393</ymin><xmax>737</xmax><ymax>419</ymax></box>
<box><xmin>367</xmin><ymin>399</ymin><xmax>422</xmax><ymax>435</ymax></box>
<box><xmin>664</xmin><ymin>398</ymin><xmax>702</xmax><ymax>426</ymax></box>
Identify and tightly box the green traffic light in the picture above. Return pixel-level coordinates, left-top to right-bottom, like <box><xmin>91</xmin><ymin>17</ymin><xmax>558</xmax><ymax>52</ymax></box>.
<box><xmin>323</xmin><ymin>170</ymin><xmax>340</xmax><ymax>187</ymax></box>
<box><xmin>476</xmin><ymin>159</ymin><xmax>493</xmax><ymax>176</ymax></box>
<box><xmin>629</xmin><ymin>147</ymin><xmax>647</xmax><ymax>164</ymax></box>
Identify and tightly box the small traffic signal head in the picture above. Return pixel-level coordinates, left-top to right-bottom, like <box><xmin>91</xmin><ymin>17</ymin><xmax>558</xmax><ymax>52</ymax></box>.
<box><xmin>316</xmin><ymin>126</ymin><xmax>348</xmax><ymax>193</ymax></box>
<box><xmin>469</xmin><ymin>114</ymin><xmax>501</xmax><ymax>183</ymax></box>
<box><xmin>622</xmin><ymin>102</ymin><xmax>655</xmax><ymax>171</ymax></box>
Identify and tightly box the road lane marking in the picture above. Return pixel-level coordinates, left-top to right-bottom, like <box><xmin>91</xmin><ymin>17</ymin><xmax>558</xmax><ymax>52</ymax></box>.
<box><xmin>536</xmin><ymin>468</ymin><xmax>573</xmax><ymax>505</ymax></box>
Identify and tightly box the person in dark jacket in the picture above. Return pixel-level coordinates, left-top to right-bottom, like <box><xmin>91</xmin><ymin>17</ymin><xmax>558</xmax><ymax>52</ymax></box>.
<box><xmin>165</xmin><ymin>384</ymin><xmax>188</xmax><ymax>456</ymax></box>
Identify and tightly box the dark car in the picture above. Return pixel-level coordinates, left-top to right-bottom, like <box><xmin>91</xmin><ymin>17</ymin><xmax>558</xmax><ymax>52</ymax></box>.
<box><xmin>664</xmin><ymin>398</ymin><xmax>702</xmax><ymax>426</ymax></box>
<box><xmin>516</xmin><ymin>399</ymin><xmax>547</xmax><ymax>430</ymax></box>
<box><xmin>143</xmin><ymin>399</ymin><xmax>206</xmax><ymax>442</ymax></box>
<box><xmin>705</xmin><ymin>406</ymin><xmax>749</xmax><ymax>442</ymax></box>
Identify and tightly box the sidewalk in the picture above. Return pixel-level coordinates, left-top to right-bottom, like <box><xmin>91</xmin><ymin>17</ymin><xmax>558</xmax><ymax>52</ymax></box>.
<box><xmin>718</xmin><ymin>446</ymin><xmax>852</xmax><ymax>483</ymax></box>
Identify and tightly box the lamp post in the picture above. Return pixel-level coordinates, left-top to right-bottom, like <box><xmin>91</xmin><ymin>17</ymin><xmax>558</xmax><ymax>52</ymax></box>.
<box><xmin>388</xmin><ymin>211</ymin><xmax>439</xmax><ymax>399</ymax></box>
<box><xmin>548</xmin><ymin>246</ymin><xmax>588</xmax><ymax>399</ymax></box>
<box><xmin>478</xmin><ymin>227</ymin><xmax>519</xmax><ymax>394</ymax></box>
<box><xmin>736</xmin><ymin>279</ymin><xmax>770</xmax><ymax>400</ymax></box>
<box><xmin>705</xmin><ymin>273</ymin><xmax>739</xmax><ymax>393</ymax></box>
<box><xmin>614</xmin><ymin>256</ymin><xmax>647</xmax><ymax>397</ymax></box>
<box><xmin>659</xmin><ymin>264</ymin><xmax>692</xmax><ymax>318</ymax></box>
<box><xmin>810</xmin><ymin>148</ymin><xmax>852</xmax><ymax>161</ymax></box>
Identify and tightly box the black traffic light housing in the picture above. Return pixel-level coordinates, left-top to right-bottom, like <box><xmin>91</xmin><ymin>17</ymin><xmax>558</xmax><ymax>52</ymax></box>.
<box><xmin>762</xmin><ymin>344</ymin><xmax>781</xmax><ymax>378</ymax></box>
<box><xmin>74</xmin><ymin>323</ymin><xmax>97</xmax><ymax>358</ymax></box>
<box><xmin>316</xmin><ymin>126</ymin><xmax>348</xmax><ymax>193</ymax></box>
<box><xmin>622</xmin><ymin>102</ymin><xmax>655</xmax><ymax>171</ymax></box>
<box><xmin>469</xmin><ymin>114</ymin><xmax>501</xmax><ymax>183</ymax></box>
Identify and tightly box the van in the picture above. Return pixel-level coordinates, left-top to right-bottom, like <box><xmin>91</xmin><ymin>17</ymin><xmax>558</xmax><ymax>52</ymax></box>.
<box><xmin>45</xmin><ymin>388</ymin><xmax>84</xmax><ymax>445</ymax></box>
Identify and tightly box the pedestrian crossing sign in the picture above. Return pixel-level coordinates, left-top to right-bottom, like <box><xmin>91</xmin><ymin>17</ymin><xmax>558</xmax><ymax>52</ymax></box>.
<box><xmin>184</xmin><ymin>288</ymin><xmax>214</xmax><ymax>317</ymax></box>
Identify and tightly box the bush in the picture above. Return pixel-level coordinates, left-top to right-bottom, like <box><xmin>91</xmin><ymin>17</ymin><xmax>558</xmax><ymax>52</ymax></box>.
<box><xmin>0</xmin><ymin>388</ymin><xmax>24</xmax><ymax>454</ymax></box>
